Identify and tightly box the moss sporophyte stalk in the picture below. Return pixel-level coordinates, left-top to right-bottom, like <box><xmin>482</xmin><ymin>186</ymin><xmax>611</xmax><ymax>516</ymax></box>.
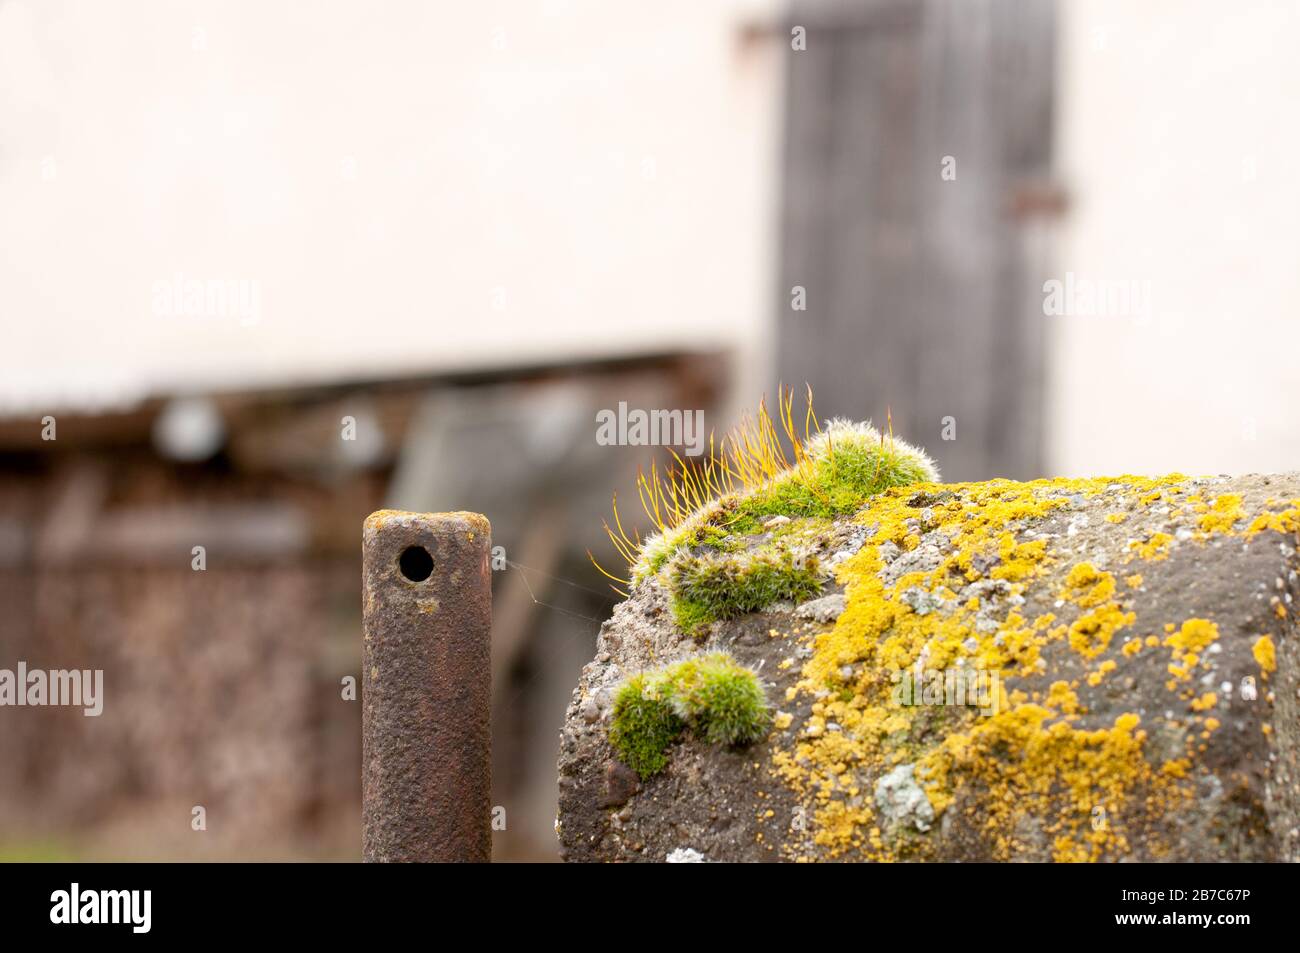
<box><xmin>592</xmin><ymin>387</ymin><xmax>939</xmax><ymax>636</ymax></box>
<box><xmin>598</xmin><ymin>389</ymin><xmax>938</xmax><ymax>778</ymax></box>
<box><xmin>609</xmin><ymin>653</ymin><xmax>771</xmax><ymax>779</ymax></box>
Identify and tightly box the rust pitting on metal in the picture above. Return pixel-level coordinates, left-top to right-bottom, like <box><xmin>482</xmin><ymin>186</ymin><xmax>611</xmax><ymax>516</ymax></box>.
<box><xmin>362</xmin><ymin>510</ymin><xmax>492</xmax><ymax>862</ymax></box>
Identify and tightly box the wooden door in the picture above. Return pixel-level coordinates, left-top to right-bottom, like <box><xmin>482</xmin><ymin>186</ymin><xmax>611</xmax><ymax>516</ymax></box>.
<box><xmin>776</xmin><ymin>0</ymin><xmax>1057</xmax><ymax>481</ymax></box>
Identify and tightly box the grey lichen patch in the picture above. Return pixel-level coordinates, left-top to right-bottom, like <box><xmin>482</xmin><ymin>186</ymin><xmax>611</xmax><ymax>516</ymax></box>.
<box><xmin>898</xmin><ymin>587</ymin><xmax>946</xmax><ymax>617</ymax></box>
<box><xmin>665</xmin><ymin>847</ymin><xmax>706</xmax><ymax>863</ymax></box>
<box><xmin>794</xmin><ymin>593</ymin><xmax>848</xmax><ymax>623</ymax></box>
<box><xmin>874</xmin><ymin>763</ymin><xmax>935</xmax><ymax>833</ymax></box>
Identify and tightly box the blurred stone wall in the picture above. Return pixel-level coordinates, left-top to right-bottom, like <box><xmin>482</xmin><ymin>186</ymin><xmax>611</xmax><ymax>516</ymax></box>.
<box><xmin>0</xmin><ymin>467</ymin><xmax>369</xmax><ymax>859</ymax></box>
<box><xmin>0</xmin><ymin>354</ymin><xmax>726</xmax><ymax>860</ymax></box>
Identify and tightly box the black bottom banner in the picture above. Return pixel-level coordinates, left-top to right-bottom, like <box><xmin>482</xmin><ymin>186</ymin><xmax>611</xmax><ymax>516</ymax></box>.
<box><xmin>0</xmin><ymin>860</ymin><xmax>1277</xmax><ymax>942</ymax></box>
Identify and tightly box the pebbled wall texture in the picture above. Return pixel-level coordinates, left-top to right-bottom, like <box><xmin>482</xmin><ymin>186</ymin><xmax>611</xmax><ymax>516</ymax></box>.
<box><xmin>558</xmin><ymin>473</ymin><xmax>1300</xmax><ymax>862</ymax></box>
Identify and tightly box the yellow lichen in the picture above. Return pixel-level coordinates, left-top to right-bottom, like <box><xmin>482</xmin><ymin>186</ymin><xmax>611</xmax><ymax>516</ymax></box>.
<box><xmin>915</xmin><ymin>702</ymin><xmax>1188</xmax><ymax>863</ymax></box>
<box><xmin>1198</xmin><ymin>494</ymin><xmax>1245</xmax><ymax>535</ymax></box>
<box><xmin>1246</xmin><ymin>501</ymin><xmax>1300</xmax><ymax>536</ymax></box>
<box><xmin>1068</xmin><ymin>604</ymin><xmax>1135</xmax><ymax>660</ymax></box>
<box><xmin>1164</xmin><ymin>618</ymin><xmax>1219</xmax><ymax>682</ymax></box>
<box><xmin>1062</xmin><ymin>562</ymin><xmax>1118</xmax><ymax>609</ymax></box>
<box><xmin>1128</xmin><ymin>532</ymin><xmax>1174</xmax><ymax>561</ymax></box>
<box><xmin>1253</xmin><ymin>635</ymin><xmax>1276</xmax><ymax>677</ymax></box>
<box><xmin>767</xmin><ymin>473</ymin><xmax>1197</xmax><ymax>861</ymax></box>
<box><xmin>1087</xmin><ymin>660</ymin><xmax>1118</xmax><ymax>686</ymax></box>
<box><xmin>993</xmin><ymin>536</ymin><xmax>1049</xmax><ymax>581</ymax></box>
<box><xmin>754</xmin><ymin>471</ymin><xmax>1300</xmax><ymax>861</ymax></box>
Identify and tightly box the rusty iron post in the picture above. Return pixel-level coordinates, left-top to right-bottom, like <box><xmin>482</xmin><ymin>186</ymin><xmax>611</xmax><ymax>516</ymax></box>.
<box><xmin>362</xmin><ymin>510</ymin><xmax>492</xmax><ymax>862</ymax></box>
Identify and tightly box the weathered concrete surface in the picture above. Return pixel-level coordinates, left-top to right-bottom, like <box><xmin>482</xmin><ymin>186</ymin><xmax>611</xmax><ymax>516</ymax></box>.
<box><xmin>362</xmin><ymin>510</ymin><xmax>491</xmax><ymax>862</ymax></box>
<box><xmin>558</xmin><ymin>474</ymin><xmax>1300</xmax><ymax>862</ymax></box>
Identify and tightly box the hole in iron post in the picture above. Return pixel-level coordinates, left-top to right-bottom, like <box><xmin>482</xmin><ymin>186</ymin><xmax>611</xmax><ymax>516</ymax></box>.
<box><xmin>399</xmin><ymin>545</ymin><xmax>434</xmax><ymax>582</ymax></box>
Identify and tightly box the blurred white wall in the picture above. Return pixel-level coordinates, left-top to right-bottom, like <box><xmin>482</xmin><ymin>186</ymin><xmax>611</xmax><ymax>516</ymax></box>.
<box><xmin>1049</xmin><ymin>0</ymin><xmax>1300</xmax><ymax>477</ymax></box>
<box><xmin>0</xmin><ymin>0</ymin><xmax>780</xmax><ymax>412</ymax></box>
<box><xmin>9</xmin><ymin>0</ymin><xmax>1296</xmax><ymax>478</ymax></box>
